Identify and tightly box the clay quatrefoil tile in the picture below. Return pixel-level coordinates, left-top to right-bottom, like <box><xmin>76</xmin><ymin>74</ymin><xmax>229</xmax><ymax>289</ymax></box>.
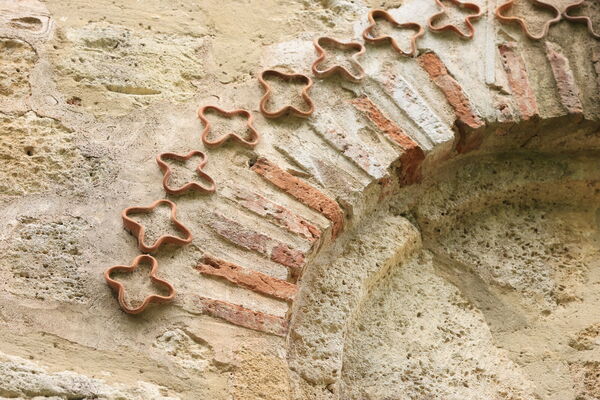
<box><xmin>311</xmin><ymin>36</ymin><xmax>366</xmax><ymax>82</ymax></box>
<box><xmin>156</xmin><ymin>150</ymin><xmax>216</xmax><ymax>195</ymax></box>
<box><xmin>104</xmin><ymin>254</ymin><xmax>175</xmax><ymax>314</ymax></box>
<box><xmin>495</xmin><ymin>0</ymin><xmax>562</xmax><ymax>40</ymax></box>
<box><xmin>197</xmin><ymin>105</ymin><xmax>260</xmax><ymax>149</ymax></box>
<box><xmin>428</xmin><ymin>0</ymin><xmax>484</xmax><ymax>39</ymax></box>
<box><xmin>362</xmin><ymin>9</ymin><xmax>425</xmax><ymax>57</ymax></box>
<box><xmin>564</xmin><ymin>0</ymin><xmax>600</xmax><ymax>40</ymax></box>
<box><xmin>122</xmin><ymin>199</ymin><xmax>192</xmax><ymax>253</ymax></box>
<box><xmin>258</xmin><ymin>69</ymin><xmax>315</xmax><ymax>118</ymax></box>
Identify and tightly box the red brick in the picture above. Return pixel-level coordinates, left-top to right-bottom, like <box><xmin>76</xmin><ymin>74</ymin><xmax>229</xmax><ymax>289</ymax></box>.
<box><xmin>222</xmin><ymin>187</ymin><xmax>321</xmax><ymax>242</ymax></box>
<box><xmin>208</xmin><ymin>212</ymin><xmax>305</xmax><ymax>278</ymax></box>
<box><xmin>197</xmin><ymin>296</ymin><xmax>288</xmax><ymax>336</ymax></box>
<box><xmin>251</xmin><ymin>157</ymin><xmax>344</xmax><ymax>239</ymax></box>
<box><xmin>197</xmin><ymin>255</ymin><xmax>297</xmax><ymax>302</ymax></box>
<box><xmin>350</xmin><ymin>96</ymin><xmax>425</xmax><ymax>185</ymax></box>
<box><xmin>417</xmin><ymin>52</ymin><xmax>484</xmax><ymax>130</ymax></box>
<box><xmin>545</xmin><ymin>42</ymin><xmax>583</xmax><ymax>116</ymax></box>
<box><xmin>498</xmin><ymin>43</ymin><xmax>539</xmax><ymax>121</ymax></box>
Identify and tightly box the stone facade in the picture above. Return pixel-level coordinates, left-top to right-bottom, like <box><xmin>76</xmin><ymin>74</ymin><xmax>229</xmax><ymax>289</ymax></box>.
<box><xmin>0</xmin><ymin>0</ymin><xmax>599</xmax><ymax>398</ymax></box>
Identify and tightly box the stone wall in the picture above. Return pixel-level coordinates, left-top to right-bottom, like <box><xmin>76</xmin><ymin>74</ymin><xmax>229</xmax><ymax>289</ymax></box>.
<box><xmin>0</xmin><ymin>0</ymin><xmax>599</xmax><ymax>398</ymax></box>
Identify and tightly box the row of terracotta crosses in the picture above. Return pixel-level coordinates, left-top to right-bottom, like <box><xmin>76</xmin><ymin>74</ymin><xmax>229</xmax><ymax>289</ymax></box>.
<box><xmin>104</xmin><ymin>0</ymin><xmax>598</xmax><ymax>315</ymax></box>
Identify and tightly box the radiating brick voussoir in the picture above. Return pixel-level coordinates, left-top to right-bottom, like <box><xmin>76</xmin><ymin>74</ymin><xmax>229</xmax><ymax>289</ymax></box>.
<box><xmin>251</xmin><ymin>157</ymin><xmax>344</xmax><ymax>239</ymax></box>
<box><xmin>197</xmin><ymin>296</ymin><xmax>288</xmax><ymax>336</ymax></box>
<box><xmin>544</xmin><ymin>41</ymin><xmax>584</xmax><ymax>117</ymax></box>
<box><xmin>367</xmin><ymin>68</ymin><xmax>455</xmax><ymax>149</ymax></box>
<box><xmin>309</xmin><ymin>114</ymin><xmax>388</xmax><ymax>180</ymax></box>
<box><xmin>197</xmin><ymin>255</ymin><xmax>298</xmax><ymax>302</ymax></box>
<box><xmin>350</xmin><ymin>96</ymin><xmax>425</xmax><ymax>185</ymax></box>
<box><xmin>208</xmin><ymin>212</ymin><xmax>305</xmax><ymax>278</ymax></box>
<box><xmin>593</xmin><ymin>49</ymin><xmax>600</xmax><ymax>89</ymax></box>
<box><xmin>221</xmin><ymin>186</ymin><xmax>321</xmax><ymax>243</ymax></box>
<box><xmin>417</xmin><ymin>52</ymin><xmax>484</xmax><ymax>130</ymax></box>
<box><xmin>498</xmin><ymin>43</ymin><xmax>539</xmax><ymax>121</ymax></box>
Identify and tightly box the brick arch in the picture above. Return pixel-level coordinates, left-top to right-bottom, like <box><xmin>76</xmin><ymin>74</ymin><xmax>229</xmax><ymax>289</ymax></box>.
<box><xmin>1</xmin><ymin>0</ymin><xmax>599</xmax><ymax>396</ymax></box>
<box><xmin>194</xmin><ymin>2</ymin><xmax>599</xmax><ymax>337</ymax></box>
<box><xmin>276</xmin><ymin>4</ymin><xmax>600</xmax><ymax>396</ymax></box>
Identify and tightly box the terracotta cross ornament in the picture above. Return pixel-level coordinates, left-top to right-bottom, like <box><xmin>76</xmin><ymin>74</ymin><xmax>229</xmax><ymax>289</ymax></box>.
<box><xmin>311</xmin><ymin>37</ymin><xmax>366</xmax><ymax>82</ymax></box>
<box><xmin>258</xmin><ymin>69</ymin><xmax>315</xmax><ymax>118</ymax></box>
<box><xmin>428</xmin><ymin>0</ymin><xmax>483</xmax><ymax>39</ymax></box>
<box><xmin>122</xmin><ymin>199</ymin><xmax>192</xmax><ymax>253</ymax></box>
<box><xmin>197</xmin><ymin>105</ymin><xmax>260</xmax><ymax>149</ymax></box>
<box><xmin>105</xmin><ymin>254</ymin><xmax>175</xmax><ymax>314</ymax></box>
<box><xmin>362</xmin><ymin>9</ymin><xmax>424</xmax><ymax>57</ymax></box>
<box><xmin>495</xmin><ymin>0</ymin><xmax>561</xmax><ymax>40</ymax></box>
<box><xmin>564</xmin><ymin>0</ymin><xmax>600</xmax><ymax>40</ymax></box>
<box><xmin>156</xmin><ymin>151</ymin><xmax>216</xmax><ymax>195</ymax></box>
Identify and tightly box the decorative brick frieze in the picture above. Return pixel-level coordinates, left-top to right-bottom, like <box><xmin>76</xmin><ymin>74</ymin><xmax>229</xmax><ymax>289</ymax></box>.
<box><xmin>309</xmin><ymin>117</ymin><xmax>388</xmax><ymax>180</ymax></box>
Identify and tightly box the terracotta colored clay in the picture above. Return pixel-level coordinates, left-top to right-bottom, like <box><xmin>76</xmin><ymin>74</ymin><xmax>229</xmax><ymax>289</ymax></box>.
<box><xmin>156</xmin><ymin>150</ymin><xmax>216</xmax><ymax>195</ymax></box>
<box><xmin>564</xmin><ymin>0</ymin><xmax>600</xmax><ymax>40</ymax></box>
<box><xmin>122</xmin><ymin>199</ymin><xmax>192</xmax><ymax>253</ymax></box>
<box><xmin>428</xmin><ymin>0</ymin><xmax>483</xmax><ymax>39</ymax></box>
<box><xmin>362</xmin><ymin>9</ymin><xmax>424</xmax><ymax>57</ymax></box>
<box><xmin>311</xmin><ymin>37</ymin><xmax>366</xmax><ymax>82</ymax></box>
<box><xmin>495</xmin><ymin>0</ymin><xmax>561</xmax><ymax>40</ymax></box>
<box><xmin>197</xmin><ymin>105</ymin><xmax>260</xmax><ymax>149</ymax></box>
<box><xmin>104</xmin><ymin>254</ymin><xmax>175</xmax><ymax>314</ymax></box>
<box><xmin>258</xmin><ymin>69</ymin><xmax>315</xmax><ymax>118</ymax></box>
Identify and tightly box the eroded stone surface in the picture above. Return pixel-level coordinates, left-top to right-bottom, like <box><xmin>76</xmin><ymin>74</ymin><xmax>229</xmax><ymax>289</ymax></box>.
<box><xmin>0</xmin><ymin>38</ymin><xmax>37</xmax><ymax>99</ymax></box>
<box><xmin>0</xmin><ymin>215</ymin><xmax>92</xmax><ymax>303</ymax></box>
<box><xmin>342</xmin><ymin>251</ymin><xmax>537</xmax><ymax>399</ymax></box>
<box><xmin>0</xmin><ymin>112</ymin><xmax>111</xmax><ymax>197</ymax></box>
<box><xmin>1</xmin><ymin>0</ymin><xmax>599</xmax><ymax>398</ymax></box>
<box><xmin>0</xmin><ymin>351</ymin><xmax>176</xmax><ymax>399</ymax></box>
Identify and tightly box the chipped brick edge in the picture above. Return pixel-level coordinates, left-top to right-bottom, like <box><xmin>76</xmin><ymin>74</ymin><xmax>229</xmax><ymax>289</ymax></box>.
<box><xmin>545</xmin><ymin>41</ymin><xmax>584</xmax><ymax>117</ymax></box>
<box><xmin>417</xmin><ymin>52</ymin><xmax>484</xmax><ymax>130</ymax></box>
<box><xmin>498</xmin><ymin>42</ymin><xmax>539</xmax><ymax>121</ymax></box>
<box><xmin>197</xmin><ymin>255</ymin><xmax>298</xmax><ymax>302</ymax></box>
<box><xmin>197</xmin><ymin>296</ymin><xmax>288</xmax><ymax>336</ymax></box>
<box><xmin>350</xmin><ymin>96</ymin><xmax>425</xmax><ymax>185</ymax></box>
<box><xmin>251</xmin><ymin>157</ymin><xmax>344</xmax><ymax>239</ymax></box>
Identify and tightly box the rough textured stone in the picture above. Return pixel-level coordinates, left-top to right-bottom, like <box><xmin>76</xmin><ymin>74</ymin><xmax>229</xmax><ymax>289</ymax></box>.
<box><xmin>0</xmin><ymin>351</ymin><xmax>175</xmax><ymax>399</ymax></box>
<box><xmin>0</xmin><ymin>215</ymin><xmax>92</xmax><ymax>303</ymax></box>
<box><xmin>0</xmin><ymin>112</ymin><xmax>110</xmax><ymax>197</ymax></box>
<box><xmin>0</xmin><ymin>0</ymin><xmax>599</xmax><ymax>398</ymax></box>
<box><xmin>0</xmin><ymin>38</ymin><xmax>37</xmax><ymax>100</ymax></box>
<box><xmin>50</xmin><ymin>22</ymin><xmax>208</xmax><ymax>116</ymax></box>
